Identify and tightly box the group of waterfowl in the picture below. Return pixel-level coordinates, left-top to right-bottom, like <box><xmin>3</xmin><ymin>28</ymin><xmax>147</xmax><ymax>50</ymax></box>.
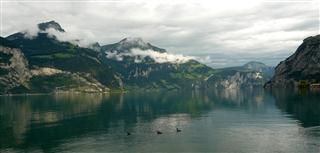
<box><xmin>127</xmin><ymin>128</ymin><xmax>182</xmax><ymax>136</ymax></box>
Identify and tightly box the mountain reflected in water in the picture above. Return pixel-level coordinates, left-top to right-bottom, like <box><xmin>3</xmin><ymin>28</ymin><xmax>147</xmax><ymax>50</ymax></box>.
<box><xmin>0</xmin><ymin>89</ymin><xmax>319</xmax><ymax>153</ymax></box>
<box><xmin>272</xmin><ymin>89</ymin><xmax>320</xmax><ymax>127</ymax></box>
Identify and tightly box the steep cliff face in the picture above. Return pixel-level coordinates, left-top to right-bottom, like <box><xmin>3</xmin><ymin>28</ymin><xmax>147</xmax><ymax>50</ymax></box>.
<box><xmin>206</xmin><ymin>71</ymin><xmax>265</xmax><ymax>89</ymax></box>
<box><xmin>205</xmin><ymin>61</ymin><xmax>273</xmax><ymax>89</ymax></box>
<box><xmin>265</xmin><ymin>35</ymin><xmax>320</xmax><ymax>88</ymax></box>
<box><xmin>0</xmin><ymin>46</ymin><xmax>31</xmax><ymax>93</ymax></box>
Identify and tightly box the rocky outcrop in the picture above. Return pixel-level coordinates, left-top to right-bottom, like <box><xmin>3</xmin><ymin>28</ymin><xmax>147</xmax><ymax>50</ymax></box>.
<box><xmin>101</xmin><ymin>37</ymin><xmax>166</xmax><ymax>53</ymax></box>
<box><xmin>38</xmin><ymin>20</ymin><xmax>65</xmax><ymax>32</ymax></box>
<box><xmin>243</xmin><ymin>61</ymin><xmax>274</xmax><ymax>77</ymax></box>
<box><xmin>0</xmin><ymin>46</ymin><xmax>31</xmax><ymax>93</ymax></box>
<box><xmin>206</xmin><ymin>71</ymin><xmax>265</xmax><ymax>89</ymax></box>
<box><xmin>265</xmin><ymin>35</ymin><xmax>320</xmax><ymax>88</ymax></box>
<box><xmin>205</xmin><ymin>62</ymin><xmax>273</xmax><ymax>89</ymax></box>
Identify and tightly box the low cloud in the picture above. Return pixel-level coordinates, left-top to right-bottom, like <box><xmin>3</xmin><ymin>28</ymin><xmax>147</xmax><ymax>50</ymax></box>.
<box><xmin>23</xmin><ymin>24</ymin><xmax>39</xmax><ymax>39</ymax></box>
<box><xmin>106</xmin><ymin>48</ymin><xmax>194</xmax><ymax>64</ymax></box>
<box><xmin>21</xmin><ymin>25</ymin><xmax>94</xmax><ymax>48</ymax></box>
<box><xmin>45</xmin><ymin>28</ymin><xmax>94</xmax><ymax>48</ymax></box>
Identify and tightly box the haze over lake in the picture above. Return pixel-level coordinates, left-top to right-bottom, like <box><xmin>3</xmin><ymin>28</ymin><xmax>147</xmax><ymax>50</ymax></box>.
<box><xmin>1</xmin><ymin>89</ymin><xmax>319</xmax><ymax>153</ymax></box>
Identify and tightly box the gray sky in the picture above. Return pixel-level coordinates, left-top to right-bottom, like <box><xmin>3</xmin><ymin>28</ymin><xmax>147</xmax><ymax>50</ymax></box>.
<box><xmin>1</xmin><ymin>0</ymin><xmax>319</xmax><ymax>68</ymax></box>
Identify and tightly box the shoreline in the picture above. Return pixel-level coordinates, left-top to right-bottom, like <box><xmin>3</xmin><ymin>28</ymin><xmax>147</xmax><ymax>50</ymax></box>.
<box><xmin>0</xmin><ymin>90</ymin><xmax>127</xmax><ymax>97</ymax></box>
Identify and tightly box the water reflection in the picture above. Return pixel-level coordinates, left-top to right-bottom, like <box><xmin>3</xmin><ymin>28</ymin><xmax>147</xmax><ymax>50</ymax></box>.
<box><xmin>271</xmin><ymin>89</ymin><xmax>320</xmax><ymax>127</ymax></box>
<box><xmin>0</xmin><ymin>89</ymin><xmax>319</xmax><ymax>153</ymax></box>
<box><xmin>0</xmin><ymin>94</ymin><xmax>107</xmax><ymax>150</ymax></box>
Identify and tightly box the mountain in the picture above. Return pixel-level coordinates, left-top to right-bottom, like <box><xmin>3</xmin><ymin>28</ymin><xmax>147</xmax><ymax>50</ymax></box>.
<box><xmin>38</xmin><ymin>20</ymin><xmax>65</xmax><ymax>32</ymax></box>
<box><xmin>100</xmin><ymin>37</ymin><xmax>214</xmax><ymax>89</ymax></box>
<box><xmin>243</xmin><ymin>61</ymin><xmax>274</xmax><ymax>76</ymax></box>
<box><xmin>204</xmin><ymin>61</ymin><xmax>274</xmax><ymax>89</ymax></box>
<box><xmin>101</xmin><ymin>37</ymin><xmax>166</xmax><ymax>53</ymax></box>
<box><xmin>265</xmin><ymin>35</ymin><xmax>320</xmax><ymax>88</ymax></box>
<box><xmin>1</xmin><ymin>37</ymin><xmax>113</xmax><ymax>94</ymax></box>
<box><xmin>2</xmin><ymin>21</ymin><xmax>122</xmax><ymax>94</ymax></box>
<box><xmin>1</xmin><ymin>21</ymin><xmax>214</xmax><ymax>94</ymax></box>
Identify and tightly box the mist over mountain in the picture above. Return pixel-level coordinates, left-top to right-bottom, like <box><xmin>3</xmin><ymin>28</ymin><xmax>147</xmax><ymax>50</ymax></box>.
<box><xmin>102</xmin><ymin>37</ymin><xmax>166</xmax><ymax>53</ymax></box>
<box><xmin>0</xmin><ymin>21</ymin><xmax>214</xmax><ymax>93</ymax></box>
<box><xmin>38</xmin><ymin>20</ymin><xmax>65</xmax><ymax>32</ymax></box>
<box><xmin>101</xmin><ymin>37</ymin><xmax>193</xmax><ymax>64</ymax></box>
<box><xmin>98</xmin><ymin>36</ymin><xmax>213</xmax><ymax>89</ymax></box>
<box><xmin>4</xmin><ymin>20</ymin><xmax>309</xmax><ymax>94</ymax></box>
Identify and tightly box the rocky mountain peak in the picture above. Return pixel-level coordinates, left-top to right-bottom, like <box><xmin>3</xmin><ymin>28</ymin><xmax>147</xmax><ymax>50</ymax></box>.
<box><xmin>243</xmin><ymin>61</ymin><xmax>268</xmax><ymax>69</ymax></box>
<box><xmin>38</xmin><ymin>20</ymin><xmax>65</xmax><ymax>32</ymax></box>
<box><xmin>102</xmin><ymin>37</ymin><xmax>166</xmax><ymax>53</ymax></box>
<box><xmin>120</xmin><ymin>37</ymin><xmax>146</xmax><ymax>45</ymax></box>
<box><xmin>118</xmin><ymin>37</ymin><xmax>152</xmax><ymax>50</ymax></box>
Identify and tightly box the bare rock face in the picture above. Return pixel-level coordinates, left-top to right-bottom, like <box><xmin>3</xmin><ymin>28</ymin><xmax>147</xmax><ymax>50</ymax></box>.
<box><xmin>0</xmin><ymin>46</ymin><xmax>31</xmax><ymax>92</ymax></box>
<box><xmin>203</xmin><ymin>61</ymin><xmax>272</xmax><ymax>89</ymax></box>
<box><xmin>38</xmin><ymin>20</ymin><xmax>65</xmax><ymax>32</ymax></box>
<box><xmin>209</xmin><ymin>71</ymin><xmax>265</xmax><ymax>89</ymax></box>
<box><xmin>265</xmin><ymin>35</ymin><xmax>320</xmax><ymax>88</ymax></box>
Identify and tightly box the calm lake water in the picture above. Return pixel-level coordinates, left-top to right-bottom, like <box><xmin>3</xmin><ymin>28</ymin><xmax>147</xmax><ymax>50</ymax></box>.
<box><xmin>0</xmin><ymin>88</ymin><xmax>319</xmax><ymax>153</ymax></box>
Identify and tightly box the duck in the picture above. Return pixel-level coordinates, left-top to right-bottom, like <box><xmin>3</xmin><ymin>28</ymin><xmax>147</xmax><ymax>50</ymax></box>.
<box><xmin>176</xmin><ymin>128</ymin><xmax>182</xmax><ymax>132</ymax></box>
<box><xmin>156</xmin><ymin>130</ymin><xmax>163</xmax><ymax>134</ymax></box>
<box><xmin>127</xmin><ymin>132</ymin><xmax>131</xmax><ymax>136</ymax></box>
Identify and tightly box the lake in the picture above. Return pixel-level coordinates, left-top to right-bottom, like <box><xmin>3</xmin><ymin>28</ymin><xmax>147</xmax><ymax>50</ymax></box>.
<box><xmin>0</xmin><ymin>88</ymin><xmax>319</xmax><ymax>153</ymax></box>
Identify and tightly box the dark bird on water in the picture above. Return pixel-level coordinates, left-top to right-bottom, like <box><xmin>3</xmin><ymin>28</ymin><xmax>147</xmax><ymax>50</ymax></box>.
<box><xmin>176</xmin><ymin>128</ymin><xmax>182</xmax><ymax>132</ymax></box>
<box><xmin>156</xmin><ymin>131</ymin><xmax>163</xmax><ymax>134</ymax></box>
<box><xmin>127</xmin><ymin>132</ymin><xmax>131</xmax><ymax>136</ymax></box>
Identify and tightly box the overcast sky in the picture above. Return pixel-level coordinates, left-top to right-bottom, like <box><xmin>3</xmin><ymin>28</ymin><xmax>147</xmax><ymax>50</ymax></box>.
<box><xmin>1</xmin><ymin>0</ymin><xmax>319</xmax><ymax>68</ymax></box>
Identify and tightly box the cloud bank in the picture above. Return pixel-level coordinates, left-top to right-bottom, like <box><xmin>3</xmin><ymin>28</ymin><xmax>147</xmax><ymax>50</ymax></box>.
<box><xmin>2</xmin><ymin>0</ymin><xmax>319</xmax><ymax>68</ymax></box>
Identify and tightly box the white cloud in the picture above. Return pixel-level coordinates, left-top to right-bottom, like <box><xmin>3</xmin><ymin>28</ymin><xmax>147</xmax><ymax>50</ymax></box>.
<box><xmin>106</xmin><ymin>48</ymin><xmax>194</xmax><ymax>63</ymax></box>
<box><xmin>22</xmin><ymin>23</ymin><xmax>39</xmax><ymax>39</ymax></box>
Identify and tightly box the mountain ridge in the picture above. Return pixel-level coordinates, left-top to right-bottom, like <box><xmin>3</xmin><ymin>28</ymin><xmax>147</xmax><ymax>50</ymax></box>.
<box><xmin>38</xmin><ymin>20</ymin><xmax>65</xmax><ymax>32</ymax></box>
<box><xmin>1</xmin><ymin>20</ymin><xmax>284</xmax><ymax>94</ymax></box>
<box><xmin>101</xmin><ymin>37</ymin><xmax>166</xmax><ymax>54</ymax></box>
<box><xmin>0</xmin><ymin>21</ymin><xmax>214</xmax><ymax>93</ymax></box>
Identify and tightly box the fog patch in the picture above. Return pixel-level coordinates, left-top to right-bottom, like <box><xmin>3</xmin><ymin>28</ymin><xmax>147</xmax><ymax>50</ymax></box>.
<box><xmin>23</xmin><ymin>24</ymin><xmax>39</xmax><ymax>39</ymax></box>
<box><xmin>106</xmin><ymin>48</ymin><xmax>194</xmax><ymax>64</ymax></box>
<box><xmin>45</xmin><ymin>28</ymin><xmax>94</xmax><ymax>48</ymax></box>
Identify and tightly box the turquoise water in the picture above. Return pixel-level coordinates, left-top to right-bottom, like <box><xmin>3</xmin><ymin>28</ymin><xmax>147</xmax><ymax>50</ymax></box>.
<box><xmin>0</xmin><ymin>88</ymin><xmax>319</xmax><ymax>153</ymax></box>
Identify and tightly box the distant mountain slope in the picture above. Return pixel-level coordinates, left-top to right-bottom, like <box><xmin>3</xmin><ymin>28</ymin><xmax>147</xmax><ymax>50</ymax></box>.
<box><xmin>205</xmin><ymin>61</ymin><xmax>274</xmax><ymax>89</ymax></box>
<box><xmin>265</xmin><ymin>35</ymin><xmax>320</xmax><ymax>88</ymax></box>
